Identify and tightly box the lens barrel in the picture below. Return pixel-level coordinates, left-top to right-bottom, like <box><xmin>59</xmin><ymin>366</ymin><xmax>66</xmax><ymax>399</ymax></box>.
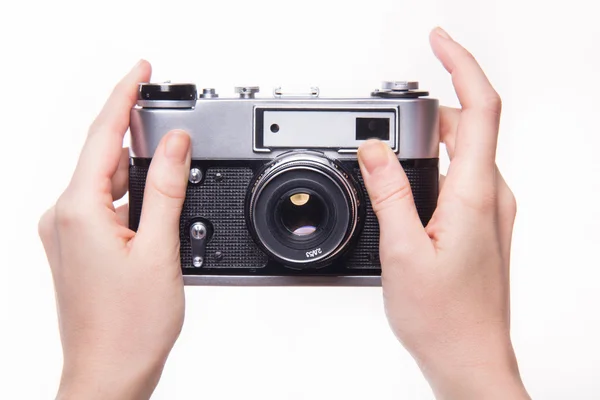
<box><xmin>247</xmin><ymin>151</ymin><xmax>363</xmax><ymax>269</ymax></box>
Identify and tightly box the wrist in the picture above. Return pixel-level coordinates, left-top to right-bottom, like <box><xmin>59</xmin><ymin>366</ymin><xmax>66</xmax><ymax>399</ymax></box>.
<box><xmin>426</xmin><ymin>361</ymin><xmax>529</xmax><ymax>400</ymax></box>
<box><xmin>56</xmin><ymin>354</ymin><xmax>166</xmax><ymax>400</ymax></box>
<box><xmin>415</xmin><ymin>332</ymin><xmax>529</xmax><ymax>400</ymax></box>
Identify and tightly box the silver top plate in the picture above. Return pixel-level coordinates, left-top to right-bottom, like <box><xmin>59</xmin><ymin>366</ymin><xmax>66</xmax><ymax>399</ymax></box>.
<box><xmin>130</xmin><ymin>97</ymin><xmax>439</xmax><ymax>160</ymax></box>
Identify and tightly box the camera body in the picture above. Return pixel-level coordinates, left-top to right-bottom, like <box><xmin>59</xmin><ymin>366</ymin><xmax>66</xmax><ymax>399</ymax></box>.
<box><xmin>129</xmin><ymin>82</ymin><xmax>439</xmax><ymax>286</ymax></box>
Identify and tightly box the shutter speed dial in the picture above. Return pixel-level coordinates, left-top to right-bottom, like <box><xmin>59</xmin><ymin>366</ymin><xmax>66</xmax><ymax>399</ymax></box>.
<box><xmin>381</xmin><ymin>81</ymin><xmax>420</xmax><ymax>91</ymax></box>
<box><xmin>371</xmin><ymin>81</ymin><xmax>429</xmax><ymax>98</ymax></box>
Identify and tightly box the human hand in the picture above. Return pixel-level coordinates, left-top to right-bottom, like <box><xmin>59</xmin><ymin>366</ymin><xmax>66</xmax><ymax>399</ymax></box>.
<box><xmin>357</xmin><ymin>29</ymin><xmax>530</xmax><ymax>399</ymax></box>
<box><xmin>38</xmin><ymin>61</ymin><xmax>191</xmax><ymax>399</ymax></box>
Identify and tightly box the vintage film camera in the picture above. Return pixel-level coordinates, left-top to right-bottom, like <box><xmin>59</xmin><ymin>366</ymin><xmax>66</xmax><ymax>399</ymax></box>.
<box><xmin>129</xmin><ymin>82</ymin><xmax>439</xmax><ymax>286</ymax></box>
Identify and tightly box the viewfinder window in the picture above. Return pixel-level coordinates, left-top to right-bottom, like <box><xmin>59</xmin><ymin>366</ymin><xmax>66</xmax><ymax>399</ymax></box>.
<box><xmin>355</xmin><ymin>117</ymin><xmax>390</xmax><ymax>140</ymax></box>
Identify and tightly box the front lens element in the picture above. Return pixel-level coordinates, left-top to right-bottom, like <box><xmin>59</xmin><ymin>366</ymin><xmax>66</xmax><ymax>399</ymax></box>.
<box><xmin>290</xmin><ymin>192</ymin><xmax>310</xmax><ymax>206</ymax></box>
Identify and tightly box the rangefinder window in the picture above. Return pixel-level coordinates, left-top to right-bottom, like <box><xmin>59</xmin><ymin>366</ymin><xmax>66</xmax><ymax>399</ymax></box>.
<box><xmin>356</xmin><ymin>117</ymin><xmax>390</xmax><ymax>141</ymax></box>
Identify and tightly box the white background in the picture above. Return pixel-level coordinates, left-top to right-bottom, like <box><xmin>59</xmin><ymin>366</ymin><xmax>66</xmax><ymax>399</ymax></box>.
<box><xmin>1</xmin><ymin>0</ymin><xmax>599</xmax><ymax>399</ymax></box>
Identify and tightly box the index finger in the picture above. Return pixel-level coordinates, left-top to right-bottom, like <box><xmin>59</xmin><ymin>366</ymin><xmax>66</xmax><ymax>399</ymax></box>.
<box><xmin>69</xmin><ymin>60</ymin><xmax>152</xmax><ymax>202</ymax></box>
<box><xmin>429</xmin><ymin>28</ymin><xmax>502</xmax><ymax>170</ymax></box>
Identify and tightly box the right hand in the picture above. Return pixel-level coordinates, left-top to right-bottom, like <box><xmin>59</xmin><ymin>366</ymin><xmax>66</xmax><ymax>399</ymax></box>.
<box><xmin>38</xmin><ymin>61</ymin><xmax>190</xmax><ymax>399</ymax></box>
<box><xmin>357</xmin><ymin>28</ymin><xmax>530</xmax><ymax>399</ymax></box>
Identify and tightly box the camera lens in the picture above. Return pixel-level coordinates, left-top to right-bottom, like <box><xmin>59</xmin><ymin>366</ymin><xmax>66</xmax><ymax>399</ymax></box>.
<box><xmin>280</xmin><ymin>192</ymin><xmax>325</xmax><ymax>236</ymax></box>
<box><xmin>247</xmin><ymin>151</ymin><xmax>364</xmax><ymax>269</ymax></box>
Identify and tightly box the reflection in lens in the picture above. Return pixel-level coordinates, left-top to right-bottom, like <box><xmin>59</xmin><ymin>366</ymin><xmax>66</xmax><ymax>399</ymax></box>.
<box><xmin>293</xmin><ymin>225</ymin><xmax>317</xmax><ymax>235</ymax></box>
<box><xmin>290</xmin><ymin>193</ymin><xmax>310</xmax><ymax>206</ymax></box>
<box><xmin>280</xmin><ymin>192</ymin><xmax>324</xmax><ymax>237</ymax></box>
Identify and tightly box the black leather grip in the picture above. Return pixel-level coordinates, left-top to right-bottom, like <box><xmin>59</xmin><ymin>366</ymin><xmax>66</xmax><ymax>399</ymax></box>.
<box><xmin>129</xmin><ymin>159</ymin><xmax>438</xmax><ymax>272</ymax></box>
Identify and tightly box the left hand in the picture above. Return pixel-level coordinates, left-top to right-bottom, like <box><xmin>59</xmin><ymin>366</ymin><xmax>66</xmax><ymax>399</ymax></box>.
<box><xmin>357</xmin><ymin>28</ymin><xmax>527</xmax><ymax>399</ymax></box>
<box><xmin>38</xmin><ymin>60</ymin><xmax>191</xmax><ymax>399</ymax></box>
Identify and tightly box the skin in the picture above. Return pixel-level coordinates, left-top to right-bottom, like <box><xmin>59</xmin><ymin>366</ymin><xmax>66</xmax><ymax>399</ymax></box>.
<box><xmin>38</xmin><ymin>61</ymin><xmax>190</xmax><ymax>399</ymax></box>
<box><xmin>356</xmin><ymin>28</ymin><xmax>530</xmax><ymax>399</ymax></box>
<box><xmin>38</xmin><ymin>28</ymin><xmax>529</xmax><ymax>399</ymax></box>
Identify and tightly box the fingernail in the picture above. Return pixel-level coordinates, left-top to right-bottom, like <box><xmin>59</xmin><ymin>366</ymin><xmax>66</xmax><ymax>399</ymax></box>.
<box><xmin>164</xmin><ymin>130</ymin><xmax>191</xmax><ymax>163</ymax></box>
<box><xmin>358</xmin><ymin>140</ymin><xmax>391</xmax><ymax>174</ymax></box>
<box><xmin>132</xmin><ymin>59</ymin><xmax>145</xmax><ymax>71</ymax></box>
<box><xmin>434</xmin><ymin>27</ymin><xmax>452</xmax><ymax>40</ymax></box>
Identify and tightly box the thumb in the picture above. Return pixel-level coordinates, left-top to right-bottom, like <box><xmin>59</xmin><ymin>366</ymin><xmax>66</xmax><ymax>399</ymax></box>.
<box><xmin>135</xmin><ymin>130</ymin><xmax>191</xmax><ymax>254</ymax></box>
<box><xmin>357</xmin><ymin>140</ymin><xmax>430</xmax><ymax>259</ymax></box>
